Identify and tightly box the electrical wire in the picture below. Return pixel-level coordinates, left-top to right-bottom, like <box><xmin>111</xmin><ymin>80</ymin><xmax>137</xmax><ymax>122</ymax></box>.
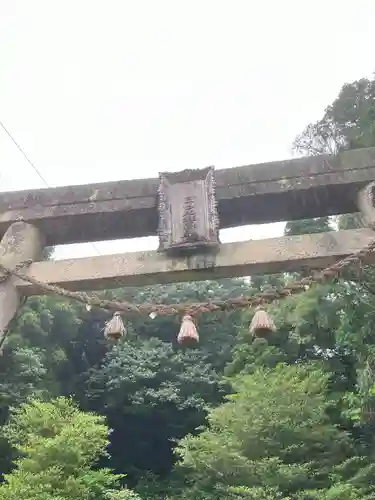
<box><xmin>0</xmin><ymin>119</ymin><xmax>101</xmax><ymax>256</ymax></box>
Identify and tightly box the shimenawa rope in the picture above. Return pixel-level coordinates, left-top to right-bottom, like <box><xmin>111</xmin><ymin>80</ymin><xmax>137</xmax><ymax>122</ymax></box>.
<box><xmin>0</xmin><ymin>223</ymin><xmax>374</xmax><ymax>318</ymax></box>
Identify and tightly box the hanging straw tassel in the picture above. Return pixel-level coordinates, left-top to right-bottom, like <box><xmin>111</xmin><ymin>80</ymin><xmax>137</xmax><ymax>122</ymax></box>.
<box><xmin>249</xmin><ymin>306</ymin><xmax>276</xmax><ymax>338</ymax></box>
<box><xmin>177</xmin><ymin>314</ymin><xmax>199</xmax><ymax>346</ymax></box>
<box><xmin>104</xmin><ymin>312</ymin><xmax>126</xmax><ymax>342</ymax></box>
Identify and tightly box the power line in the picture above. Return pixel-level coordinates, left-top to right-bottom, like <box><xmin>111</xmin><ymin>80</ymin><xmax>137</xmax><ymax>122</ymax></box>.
<box><xmin>0</xmin><ymin>119</ymin><xmax>101</xmax><ymax>256</ymax></box>
<box><xmin>0</xmin><ymin>120</ymin><xmax>47</xmax><ymax>186</ymax></box>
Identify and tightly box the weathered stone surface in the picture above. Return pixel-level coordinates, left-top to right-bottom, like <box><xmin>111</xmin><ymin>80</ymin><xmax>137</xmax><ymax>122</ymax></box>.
<box><xmin>157</xmin><ymin>167</ymin><xmax>219</xmax><ymax>254</ymax></box>
<box><xmin>1</xmin><ymin>147</ymin><xmax>375</xmax><ymax>245</ymax></box>
<box><xmin>358</xmin><ymin>181</ymin><xmax>375</xmax><ymax>225</ymax></box>
<box><xmin>14</xmin><ymin>228</ymin><xmax>375</xmax><ymax>294</ymax></box>
<box><xmin>0</xmin><ymin>222</ymin><xmax>44</xmax><ymax>334</ymax></box>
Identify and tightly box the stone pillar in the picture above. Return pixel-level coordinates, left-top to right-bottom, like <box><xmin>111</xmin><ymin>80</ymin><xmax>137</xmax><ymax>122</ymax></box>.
<box><xmin>0</xmin><ymin>222</ymin><xmax>44</xmax><ymax>336</ymax></box>
<box><xmin>358</xmin><ymin>181</ymin><xmax>375</xmax><ymax>227</ymax></box>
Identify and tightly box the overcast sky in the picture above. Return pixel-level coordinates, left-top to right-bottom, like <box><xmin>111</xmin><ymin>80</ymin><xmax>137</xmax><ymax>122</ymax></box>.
<box><xmin>0</xmin><ymin>0</ymin><xmax>374</xmax><ymax>259</ymax></box>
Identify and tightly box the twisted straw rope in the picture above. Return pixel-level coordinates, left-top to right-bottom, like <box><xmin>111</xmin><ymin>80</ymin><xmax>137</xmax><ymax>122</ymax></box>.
<box><xmin>0</xmin><ymin>225</ymin><xmax>373</xmax><ymax>318</ymax></box>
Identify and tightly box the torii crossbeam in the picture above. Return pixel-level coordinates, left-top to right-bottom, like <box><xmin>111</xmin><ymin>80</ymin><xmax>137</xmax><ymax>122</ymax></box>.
<box><xmin>1</xmin><ymin>146</ymin><xmax>375</xmax><ymax>333</ymax></box>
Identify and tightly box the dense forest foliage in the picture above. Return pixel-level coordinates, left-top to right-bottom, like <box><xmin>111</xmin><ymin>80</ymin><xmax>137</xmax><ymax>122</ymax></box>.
<box><xmin>1</xmin><ymin>74</ymin><xmax>375</xmax><ymax>499</ymax></box>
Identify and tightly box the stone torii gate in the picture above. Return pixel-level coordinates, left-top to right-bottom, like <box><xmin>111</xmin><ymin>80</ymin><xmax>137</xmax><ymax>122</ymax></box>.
<box><xmin>1</xmin><ymin>146</ymin><xmax>375</xmax><ymax>335</ymax></box>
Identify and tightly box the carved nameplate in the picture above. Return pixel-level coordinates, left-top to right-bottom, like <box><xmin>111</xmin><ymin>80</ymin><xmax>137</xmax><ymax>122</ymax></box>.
<box><xmin>157</xmin><ymin>166</ymin><xmax>220</xmax><ymax>255</ymax></box>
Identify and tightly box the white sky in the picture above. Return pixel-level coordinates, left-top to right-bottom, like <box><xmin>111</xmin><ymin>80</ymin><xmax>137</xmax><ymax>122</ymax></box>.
<box><xmin>0</xmin><ymin>0</ymin><xmax>374</xmax><ymax>260</ymax></box>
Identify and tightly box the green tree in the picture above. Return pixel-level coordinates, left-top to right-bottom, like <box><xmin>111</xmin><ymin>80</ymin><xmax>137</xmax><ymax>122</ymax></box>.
<box><xmin>80</xmin><ymin>280</ymin><xmax>247</xmax><ymax>483</ymax></box>
<box><xmin>293</xmin><ymin>75</ymin><xmax>375</xmax><ymax>232</ymax></box>
<box><xmin>291</xmin><ymin>72</ymin><xmax>375</xmax><ymax>437</ymax></box>
<box><xmin>86</xmin><ymin>335</ymin><xmax>228</xmax><ymax>482</ymax></box>
<box><xmin>2</xmin><ymin>279</ymin><xmax>247</xmax><ymax>484</ymax></box>
<box><xmin>160</xmin><ymin>364</ymin><xmax>374</xmax><ymax>499</ymax></box>
<box><xmin>0</xmin><ymin>397</ymin><xmax>141</xmax><ymax>500</ymax></box>
<box><xmin>284</xmin><ymin>217</ymin><xmax>333</xmax><ymax>237</ymax></box>
<box><xmin>294</xmin><ymin>76</ymin><xmax>375</xmax><ymax>156</ymax></box>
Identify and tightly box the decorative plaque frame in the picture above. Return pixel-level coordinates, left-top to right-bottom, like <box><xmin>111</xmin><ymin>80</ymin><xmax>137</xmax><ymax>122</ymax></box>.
<box><xmin>157</xmin><ymin>166</ymin><xmax>220</xmax><ymax>256</ymax></box>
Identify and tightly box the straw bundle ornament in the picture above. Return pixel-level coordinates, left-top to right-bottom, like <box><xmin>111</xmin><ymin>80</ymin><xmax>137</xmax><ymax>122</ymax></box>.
<box><xmin>177</xmin><ymin>314</ymin><xmax>199</xmax><ymax>346</ymax></box>
<box><xmin>104</xmin><ymin>311</ymin><xmax>126</xmax><ymax>342</ymax></box>
<box><xmin>249</xmin><ymin>306</ymin><xmax>276</xmax><ymax>338</ymax></box>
